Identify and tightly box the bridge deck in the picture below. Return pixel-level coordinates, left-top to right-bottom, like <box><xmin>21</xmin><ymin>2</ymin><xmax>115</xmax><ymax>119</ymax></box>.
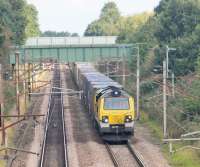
<box><xmin>9</xmin><ymin>37</ymin><xmax>134</xmax><ymax>63</ymax></box>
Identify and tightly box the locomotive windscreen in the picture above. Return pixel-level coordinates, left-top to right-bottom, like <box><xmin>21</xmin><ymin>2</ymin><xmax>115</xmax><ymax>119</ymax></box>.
<box><xmin>104</xmin><ymin>98</ymin><xmax>129</xmax><ymax>110</ymax></box>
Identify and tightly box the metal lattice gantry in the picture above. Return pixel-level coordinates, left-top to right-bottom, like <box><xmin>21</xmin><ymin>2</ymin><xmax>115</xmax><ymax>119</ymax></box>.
<box><xmin>9</xmin><ymin>36</ymin><xmax>134</xmax><ymax>64</ymax></box>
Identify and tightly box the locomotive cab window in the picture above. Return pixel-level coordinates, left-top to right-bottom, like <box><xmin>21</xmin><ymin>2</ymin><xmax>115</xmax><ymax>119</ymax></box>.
<box><xmin>104</xmin><ymin>97</ymin><xmax>130</xmax><ymax>110</ymax></box>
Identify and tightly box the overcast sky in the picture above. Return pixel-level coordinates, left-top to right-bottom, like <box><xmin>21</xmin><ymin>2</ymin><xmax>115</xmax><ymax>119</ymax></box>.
<box><xmin>27</xmin><ymin>0</ymin><xmax>161</xmax><ymax>36</ymax></box>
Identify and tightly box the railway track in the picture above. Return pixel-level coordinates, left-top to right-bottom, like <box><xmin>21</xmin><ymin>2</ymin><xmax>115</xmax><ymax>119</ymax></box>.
<box><xmin>39</xmin><ymin>64</ymin><xmax>68</xmax><ymax>167</ymax></box>
<box><xmin>105</xmin><ymin>142</ymin><xmax>120</xmax><ymax>167</ymax></box>
<box><xmin>105</xmin><ymin>141</ymin><xmax>146</xmax><ymax>167</ymax></box>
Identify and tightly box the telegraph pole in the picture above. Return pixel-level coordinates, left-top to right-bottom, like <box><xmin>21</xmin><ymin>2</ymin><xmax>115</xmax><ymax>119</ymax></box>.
<box><xmin>166</xmin><ymin>45</ymin><xmax>176</xmax><ymax>78</ymax></box>
<box><xmin>172</xmin><ymin>72</ymin><xmax>175</xmax><ymax>98</ymax></box>
<box><xmin>28</xmin><ymin>63</ymin><xmax>31</xmax><ymax>101</ymax></box>
<box><xmin>166</xmin><ymin>45</ymin><xmax>169</xmax><ymax>78</ymax></box>
<box><xmin>136</xmin><ymin>46</ymin><xmax>140</xmax><ymax>120</ymax></box>
<box><xmin>122</xmin><ymin>52</ymin><xmax>126</xmax><ymax>87</ymax></box>
<box><xmin>106</xmin><ymin>61</ymin><xmax>109</xmax><ymax>77</ymax></box>
<box><xmin>31</xmin><ymin>63</ymin><xmax>34</xmax><ymax>91</ymax></box>
<box><xmin>0</xmin><ymin>64</ymin><xmax>5</xmax><ymax>145</ymax></box>
<box><xmin>163</xmin><ymin>60</ymin><xmax>167</xmax><ymax>138</ymax></box>
<box><xmin>0</xmin><ymin>103</ymin><xmax>5</xmax><ymax>146</ymax></box>
<box><xmin>23</xmin><ymin>55</ymin><xmax>27</xmax><ymax>112</ymax></box>
<box><xmin>116</xmin><ymin>60</ymin><xmax>119</xmax><ymax>72</ymax></box>
<box><xmin>15</xmin><ymin>52</ymin><xmax>20</xmax><ymax>118</ymax></box>
<box><xmin>166</xmin><ymin>45</ymin><xmax>176</xmax><ymax>98</ymax></box>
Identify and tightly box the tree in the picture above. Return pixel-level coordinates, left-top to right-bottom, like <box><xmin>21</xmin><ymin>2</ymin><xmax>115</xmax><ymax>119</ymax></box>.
<box><xmin>0</xmin><ymin>0</ymin><xmax>40</xmax><ymax>64</ymax></box>
<box><xmin>0</xmin><ymin>0</ymin><xmax>40</xmax><ymax>45</ymax></box>
<box><xmin>154</xmin><ymin>0</ymin><xmax>170</xmax><ymax>14</ymax></box>
<box><xmin>84</xmin><ymin>2</ymin><xmax>121</xmax><ymax>36</ymax></box>
<box><xmin>8</xmin><ymin>0</ymin><xmax>27</xmax><ymax>45</ymax></box>
<box><xmin>117</xmin><ymin>12</ymin><xmax>153</xmax><ymax>43</ymax></box>
<box><xmin>155</xmin><ymin>0</ymin><xmax>200</xmax><ymax>43</ymax></box>
<box><xmin>123</xmin><ymin>0</ymin><xmax>200</xmax><ymax>75</ymax></box>
<box><xmin>71</xmin><ymin>33</ymin><xmax>79</xmax><ymax>37</ymax></box>
<box><xmin>84</xmin><ymin>20</ymin><xmax>104</xmax><ymax>36</ymax></box>
<box><xmin>24</xmin><ymin>4</ymin><xmax>40</xmax><ymax>37</ymax></box>
<box><xmin>100</xmin><ymin>2</ymin><xmax>120</xmax><ymax>24</ymax></box>
<box><xmin>154</xmin><ymin>0</ymin><xmax>200</xmax><ymax>75</ymax></box>
<box><xmin>0</xmin><ymin>0</ymin><xmax>13</xmax><ymax>47</ymax></box>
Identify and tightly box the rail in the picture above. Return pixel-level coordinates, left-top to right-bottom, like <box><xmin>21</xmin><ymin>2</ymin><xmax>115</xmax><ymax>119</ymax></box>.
<box><xmin>105</xmin><ymin>141</ymin><xmax>146</xmax><ymax>167</ymax></box>
<box><xmin>38</xmin><ymin>65</ymin><xmax>68</xmax><ymax>167</ymax></box>
<box><xmin>61</xmin><ymin>77</ymin><xmax>68</xmax><ymax>167</ymax></box>
<box><xmin>39</xmin><ymin>83</ymin><xmax>52</xmax><ymax>167</ymax></box>
<box><xmin>104</xmin><ymin>142</ymin><xmax>120</xmax><ymax>167</ymax></box>
<box><xmin>127</xmin><ymin>142</ymin><xmax>146</xmax><ymax>167</ymax></box>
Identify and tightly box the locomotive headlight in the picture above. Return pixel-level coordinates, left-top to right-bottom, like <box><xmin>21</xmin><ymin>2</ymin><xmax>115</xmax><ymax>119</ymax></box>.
<box><xmin>125</xmin><ymin>115</ymin><xmax>132</xmax><ymax>123</ymax></box>
<box><xmin>102</xmin><ymin>116</ymin><xmax>109</xmax><ymax>123</ymax></box>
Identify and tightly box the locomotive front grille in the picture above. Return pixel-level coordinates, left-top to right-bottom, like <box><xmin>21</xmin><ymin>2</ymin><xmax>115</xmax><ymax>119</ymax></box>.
<box><xmin>109</xmin><ymin>115</ymin><xmax>124</xmax><ymax>124</ymax></box>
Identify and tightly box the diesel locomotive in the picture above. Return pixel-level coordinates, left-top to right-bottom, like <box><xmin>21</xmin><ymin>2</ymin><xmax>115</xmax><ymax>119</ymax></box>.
<box><xmin>71</xmin><ymin>62</ymin><xmax>135</xmax><ymax>141</ymax></box>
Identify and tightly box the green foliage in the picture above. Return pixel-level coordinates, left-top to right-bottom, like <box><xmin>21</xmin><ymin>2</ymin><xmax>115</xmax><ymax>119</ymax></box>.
<box><xmin>182</xmin><ymin>98</ymin><xmax>200</xmax><ymax>120</ymax></box>
<box><xmin>179</xmin><ymin>78</ymin><xmax>200</xmax><ymax>121</ymax></box>
<box><xmin>140</xmin><ymin>112</ymin><xmax>200</xmax><ymax>167</ymax></box>
<box><xmin>0</xmin><ymin>0</ymin><xmax>13</xmax><ymax>48</ymax></box>
<box><xmin>41</xmin><ymin>31</ymin><xmax>79</xmax><ymax>37</ymax></box>
<box><xmin>84</xmin><ymin>2</ymin><xmax>152</xmax><ymax>40</ymax></box>
<box><xmin>153</xmin><ymin>0</ymin><xmax>200</xmax><ymax>75</ymax></box>
<box><xmin>0</xmin><ymin>0</ymin><xmax>40</xmax><ymax>64</ymax></box>
<box><xmin>7</xmin><ymin>0</ymin><xmax>27</xmax><ymax>45</ymax></box>
<box><xmin>24</xmin><ymin>4</ymin><xmax>40</xmax><ymax>37</ymax></box>
<box><xmin>170</xmin><ymin>149</ymin><xmax>200</xmax><ymax>167</ymax></box>
<box><xmin>155</xmin><ymin>0</ymin><xmax>200</xmax><ymax>43</ymax></box>
<box><xmin>84</xmin><ymin>20</ymin><xmax>104</xmax><ymax>36</ymax></box>
<box><xmin>196</xmin><ymin>56</ymin><xmax>200</xmax><ymax>74</ymax></box>
<box><xmin>118</xmin><ymin>12</ymin><xmax>153</xmax><ymax>43</ymax></box>
<box><xmin>140</xmin><ymin>81</ymin><xmax>159</xmax><ymax>95</ymax></box>
<box><xmin>0</xmin><ymin>0</ymin><xmax>40</xmax><ymax>46</ymax></box>
<box><xmin>84</xmin><ymin>2</ymin><xmax>121</xmax><ymax>36</ymax></box>
<box><xmin>4</xmin><ymin>83</ymin><xmax>15</xmax><ymax>114</ymax></box>
<box><xmin>71</xmin><ymin>33</ymin><xmax>79</xmax><ymax>37</ymax></box>
<box><xmin>100</xmin><ymin>2</ymin><xmax>120</xmax><ymax>24</ymax></box>
<box><xmin>123</xmin><ymin>0</ymin><xmax>200</xmax><ymax>76</ymax></box>
<box><xmin>0</xmin><ymin>26</ymin><xmax>6</xmax><ymax>47</ymax></box>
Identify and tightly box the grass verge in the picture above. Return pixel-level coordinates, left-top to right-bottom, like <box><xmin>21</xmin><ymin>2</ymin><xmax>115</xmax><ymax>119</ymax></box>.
<box><xmin>4</xmin><ymin>82</ymin><xmax>15</xmax><ymax>115</ymax></box>
<box><xmin>139</xmin><ymin>111</ymin><xmax>200</xmax><ymax>167</ymax></box>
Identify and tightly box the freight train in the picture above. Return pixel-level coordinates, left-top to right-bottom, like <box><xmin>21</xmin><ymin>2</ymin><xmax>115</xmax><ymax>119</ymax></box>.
<box><xmin>71</xmin><ymin>62</ymin><xmax>135</xmax><ymax>141</ymax></box>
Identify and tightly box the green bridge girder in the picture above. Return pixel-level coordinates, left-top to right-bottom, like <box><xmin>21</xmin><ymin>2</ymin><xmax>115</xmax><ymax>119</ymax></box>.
<box><xmin>9</xmin><ymin>37</ymin><xmax>134</xmax><ymax>64</ymax></box>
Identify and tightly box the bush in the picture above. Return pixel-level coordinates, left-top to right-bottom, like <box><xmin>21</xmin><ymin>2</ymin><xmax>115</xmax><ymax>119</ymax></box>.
<box><xmin>181</xmin><ymin>98</ymin><xmax>200</xmax><ymax>121</ymax></box>
<box><xmin>140</xmin><ymin>81</ymin><xmax>159</xmax><ymax>95</ymax></box>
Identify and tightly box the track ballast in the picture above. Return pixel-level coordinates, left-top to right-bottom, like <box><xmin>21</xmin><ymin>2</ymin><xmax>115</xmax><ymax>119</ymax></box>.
<box><xmin>39</xmin><ymin>64</ymin><xmax>68</xmax><ymax>167</ymax></box>
<box><xmin>105</xmin><ymin>141</ymin><xmax>146</xmax><ymax>167</ymax></box>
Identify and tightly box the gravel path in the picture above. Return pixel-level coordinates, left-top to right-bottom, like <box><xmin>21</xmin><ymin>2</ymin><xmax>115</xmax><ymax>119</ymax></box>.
<box><xmin>8</xmin><ymin>89</ymin><xmax>49</xmax><ymax>167</ymax></box>
<box><xmin>132</xmin><ymin>125</ymin><xmax>171</xmax><ymax>167</ymax></box>
<box><xmin>24</xmin><ymin>72</ymin><xmax>52</xmax><ymax>167</ymax></box>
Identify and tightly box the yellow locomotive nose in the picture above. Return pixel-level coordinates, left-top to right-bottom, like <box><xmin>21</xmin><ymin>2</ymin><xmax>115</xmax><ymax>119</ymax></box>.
<box><xmin>108</xmin><ymin>114</ymin><xmax>133</xmax><ymax>124</ymax></box>
<box><xmin>109</xmin><ymin>114</ymin><xmax>125</xmax><ymax>124</ymax></box>
<box><xmin>101</xmin><ymin>97</ymin><xmax>134</xmax><ymax>125</ymax></box>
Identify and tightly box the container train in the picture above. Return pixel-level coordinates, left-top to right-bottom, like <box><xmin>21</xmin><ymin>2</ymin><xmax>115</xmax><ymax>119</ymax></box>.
<box><xmin>71</xmin><ymin>62</ymin><xmax>135</xmax><ymax>141</ymax></box>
